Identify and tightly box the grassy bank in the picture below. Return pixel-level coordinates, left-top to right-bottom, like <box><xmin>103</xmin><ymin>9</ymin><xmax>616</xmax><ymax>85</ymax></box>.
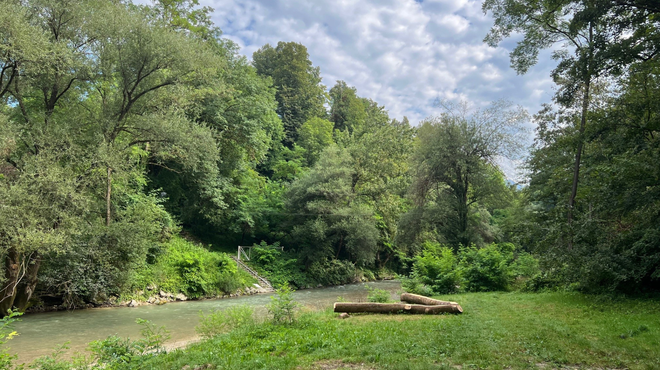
<box><xmin>74</xmin><ymin>291</ymin><xmax>660</xmax><ymax>370</ymax></box>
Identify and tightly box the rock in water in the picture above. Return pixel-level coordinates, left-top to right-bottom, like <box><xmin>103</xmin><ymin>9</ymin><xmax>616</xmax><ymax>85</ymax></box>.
<box><xmin>175</xmin><ymin>293</ymin><xmax>187</xmax><ymax>301</ymax></box>
<box><xmin>128</xmin><ymin>300</ymin><xmax>138</xmax><ymax>307</ymax></box>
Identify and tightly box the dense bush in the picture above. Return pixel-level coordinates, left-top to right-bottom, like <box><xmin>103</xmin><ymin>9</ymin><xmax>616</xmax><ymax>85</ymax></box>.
<box><xmin>411</xmin><ymin>242</ymin><xmax>461</xmax><ymax>294</ymax></box>
<box><xmin>306</xmin><ymin>259</ymin><xmax>357</xmax><ymax>286</ymax></box>
<box><xmin>249</xmin><ymin>242</ymin><xmax>359</xmax><ymax>288</ymax></box>
<box><xmin>131</xmin><ymin>237</ymin><xmax>255</xmax><ymax>299</ymax></box>
<box><xmin>403</xmin><ymin>242</ymin><xmax>540</xmax><ymax>294</ymax></box>
<box><xmin>249</xmin><ymin>243</ymin><xmax>309</xmax><ymax>288</ymax></box>
<box><xmin>366</xmin><ymin>286</ymin><xmax>391</xmax><ymax>303</ymax></box>
<box><xmin>459</xmin><ymin>243</ymin><xmax>515</xmax><ymax>292</ymax></box>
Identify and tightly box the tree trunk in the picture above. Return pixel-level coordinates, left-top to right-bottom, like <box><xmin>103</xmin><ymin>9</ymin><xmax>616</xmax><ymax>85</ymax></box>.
<box><xmin>14</xmin><ymin>252</ymin><xmax>41</xmax><ymax>312</ymax></box>
<box><xmin>567</xmin><ymin>22</ymin><xmax>594</xmax><ymax>230</ymax></box>
<box><xmin>106</xmin><ymin>166</ymin><xmax>112</xmax><ymax>227</ymax></box>
<box><xmin>333</xmin><ymin>302</ymin><xmax>463</xmax><ymax>314</ymax></box>
<box><xmin>0</xmin><ymin>248</ymin><xmax>21</xmax><ymax>314</ymax></box>
<box><xmin>400</xmin><ymin>293</ymin><xmax>456</xmax><ymax>306</ymax></box>
<box><xmin>568</xmin><ymin>79</ymin><xmax>590</xmax><ymax>227</ymax></box>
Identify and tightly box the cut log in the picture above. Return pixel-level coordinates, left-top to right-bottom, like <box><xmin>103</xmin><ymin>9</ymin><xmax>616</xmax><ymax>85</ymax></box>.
<box><xmin>400</xmin><ymin>293</ymin><xmax>457</xmax><ymax>306</ymax></box>
<box><xmin>333</xmin><ymin>302</ymin><xmax>462</xmax><ymax>314</ymax></box>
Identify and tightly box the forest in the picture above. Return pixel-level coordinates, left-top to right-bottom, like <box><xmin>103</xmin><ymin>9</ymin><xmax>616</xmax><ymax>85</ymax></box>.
<box><xmin>0</xmin><ymin>0</ymin><xmax>659</xmax><ymax>335</ymax></box>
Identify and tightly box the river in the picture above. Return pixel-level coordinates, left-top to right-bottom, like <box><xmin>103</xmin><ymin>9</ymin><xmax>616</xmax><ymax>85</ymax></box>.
<box><xmin>9</xmin><ymin>280</ymin><xmax>401</xmax><ymax>364</ymax></box>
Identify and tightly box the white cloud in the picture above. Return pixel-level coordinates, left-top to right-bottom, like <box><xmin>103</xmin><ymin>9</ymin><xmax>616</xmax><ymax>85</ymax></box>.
<box><xmin>162</xmin><ymin>0</ymin><xmax>559</xmax><ymax>178</ymax></box>
<box><xmin>200</xmin><ymin>0</ymin><xmax>555</xmax><ymax>123</ymax></box>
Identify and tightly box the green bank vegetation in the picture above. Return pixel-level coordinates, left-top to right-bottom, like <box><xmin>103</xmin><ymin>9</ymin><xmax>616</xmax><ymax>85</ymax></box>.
<box><xmin>12</xmin><ymin>291</ymin><xmax>660</xmax><ymax>369</ymax></box>
<box><xmin>1</xmin><ymin>0</ymin><xmax>660</xmax><ymax>368</ymax></box>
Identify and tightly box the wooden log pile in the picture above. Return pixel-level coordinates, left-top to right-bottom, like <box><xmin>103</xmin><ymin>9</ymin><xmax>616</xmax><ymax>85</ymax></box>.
<box><xmin>333</xmin><ymin>292</ymin><xmax>463</xmax><ymax>315</ymax></box>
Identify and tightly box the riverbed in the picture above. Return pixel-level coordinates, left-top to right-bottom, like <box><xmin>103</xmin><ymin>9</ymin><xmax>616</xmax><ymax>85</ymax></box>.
<box><xmin>9</xmin><ymin>280</ymin><xmax>401</xmax><ymax>364</ymax></box>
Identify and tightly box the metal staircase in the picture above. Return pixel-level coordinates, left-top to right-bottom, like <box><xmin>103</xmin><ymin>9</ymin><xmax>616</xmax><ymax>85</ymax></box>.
<box><xmin>231</xmin><ymin>256</ymin><xmax>274</xmax><ymax>292</ymax></box>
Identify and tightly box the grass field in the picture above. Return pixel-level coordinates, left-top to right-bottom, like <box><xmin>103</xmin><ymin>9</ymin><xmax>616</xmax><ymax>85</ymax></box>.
<box><xmin>136</xmin><ymin>292</ymin><xmax>660</xmax><ymax>370</ymax></box>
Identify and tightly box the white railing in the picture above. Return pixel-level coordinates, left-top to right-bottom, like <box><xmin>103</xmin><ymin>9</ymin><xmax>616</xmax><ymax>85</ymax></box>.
<box><xmin>237</xmin><ymin>245</ymin><xmax>251</xmax><ymax>261</ymax></box>
<box><xmin>236</xmin><ymin>245</ymin><xmax>284</xmax><ymax>261</ymax></box>
<box><xmin>230</xmin><ymin>255</ymin><xmax>274</xmax><ymax>291</ymax></box>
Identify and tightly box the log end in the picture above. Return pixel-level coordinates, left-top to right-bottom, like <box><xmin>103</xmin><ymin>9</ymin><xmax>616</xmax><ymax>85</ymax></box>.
<box><xmin>456</xmin><ymin>305</ymin><xmax>463</xmax><ymax>313</ymax></box>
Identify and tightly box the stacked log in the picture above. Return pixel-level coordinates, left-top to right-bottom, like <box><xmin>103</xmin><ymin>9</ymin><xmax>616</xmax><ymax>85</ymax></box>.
<box><xmin>333</xmin><ymin>292</ymin><xmax>463</xmax><ymax>315</ymax></box>
<box><xmin>333</xmin><ymin>302</ymin><xmax>463</xmax><ymax>314</ymax></box>
<box><xmin>400</xmin><ymin>293</ymin><xmax>457</xmax><ymax>306</ymax></box>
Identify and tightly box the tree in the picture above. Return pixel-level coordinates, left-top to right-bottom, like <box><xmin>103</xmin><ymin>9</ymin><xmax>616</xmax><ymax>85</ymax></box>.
<box><xmin>526</xmin><ymin>60</ymin><xmax>660</xmax><ymax>292</ymax></box>
<box><xmin>329</xmin><ymin>81</ymin><xmax>367</xmax><ymax>133</ymax></box>
<box><xmin>285</xmin><ymin>146</ymin><xmax>379</xmax><ymax>266</ymax></box>
<box><xmin>298</xmin><ymin>116</ymin><xmax>333</xmax><ymax>166</ymax></box>
<box><xmin>483</xmin><ymin>0</ymin><xmax>660</xmax><ymax>228</ymax></box>
<box><xmin>406</xmin><ymin>100</ymin><xmax>528</xmax><ymax>249</ymax></box>
<box><xmin>148</xmin><ymin>39</ymin><xmax>283</xmax><ymax>236</ymax></box>
<box><xmin>0</xmin><ymin>0</ymin><xmax>223</xmax><ymax>311</ymax></box>
<box><xmin>252</xmin><ymin>42</ymin><xmax>327</xmax><ymax>146</ymax></box>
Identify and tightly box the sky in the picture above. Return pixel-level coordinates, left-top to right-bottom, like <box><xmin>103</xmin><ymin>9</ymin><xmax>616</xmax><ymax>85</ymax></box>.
<box><xmin>152</xmin><ymin>0</ymin><xmax>563</xmax><ymax>179</ymax></box>
<box><xmin>202</xmin><ymin>0</ymin><xmax>558</xmax><ymax>122</ymax></box>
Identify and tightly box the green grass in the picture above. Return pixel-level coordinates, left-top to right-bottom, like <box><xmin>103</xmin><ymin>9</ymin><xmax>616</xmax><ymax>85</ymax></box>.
<box><xmin>134</xmin><ymin>292</ymin><xmax>660</xmax><ymax>370</ymax></box>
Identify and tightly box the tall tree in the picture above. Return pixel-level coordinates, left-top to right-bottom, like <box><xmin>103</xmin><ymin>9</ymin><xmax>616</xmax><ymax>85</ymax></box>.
<box><xmin>406</xmin><ymin>101</ymin><xmax>528</xmax><ymax>248</ymax></box>
<box><xmin>252</xmin><ymin>42</ymin><xmax>326</xmax><ymax>146</ymax></box>
<box><xmin>0</xmin><ymin>0</ymin><xmax>222</xmax><ymax>311</ymax></box>
<box><xmin>329</xmin><ymin>80</ymin><xmax>366</xmax><ymax>133</ymax></box>
<box><xmin>483</xmin><ymin>0</ymin><xmax>660</xmax><ymax>228</ymax></box>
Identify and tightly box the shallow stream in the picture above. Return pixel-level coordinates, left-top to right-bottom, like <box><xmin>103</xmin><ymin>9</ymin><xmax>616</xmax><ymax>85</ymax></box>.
<box><xmin>10</xmin><ymin>280</ymin><xmax>401</xmax><ymax>364</ymax></box>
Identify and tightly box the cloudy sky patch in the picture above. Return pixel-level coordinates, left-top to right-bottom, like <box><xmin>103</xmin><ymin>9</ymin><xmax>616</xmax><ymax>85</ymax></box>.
<box><xmin>138</xmin><ymin>0</ymin><xmax>561</xmax><ymax>179</ymax></box>
<box><xmin>200</xmin><ymin>0</ymin><xmax>556</xmax><ymax>126</ymax></box>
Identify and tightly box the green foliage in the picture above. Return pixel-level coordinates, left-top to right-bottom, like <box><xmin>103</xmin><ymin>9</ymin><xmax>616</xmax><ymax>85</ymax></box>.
<box><xmin>248</xmin><ymin>242</ymin><xmax>358</xmax><ymax>288</ymax></box>
<box><xmin>28</xmin><ymin>343</ymin><xmax>85</xmax><ymax>370</ymax></box>
<box><xmin>365</xmin><ymin>286</ymin><xmax>391</xmax><ymax>303</ymax></box>
<box><xmin>411</xmin><ymin>242</ymin><xmax>461</xmax><ymax>294</ymax></box>
<box><xmin>399</xmin><ymin>276</ymin><xmax>435</xmax><ymax>297</ymax></box>
<box><xmin>0</xmin><ymin>311</ymin><xmax>21</xmax><ymax>370</ymax></box>
<box><xmin>405</xmin><ymin>242</ymin><xmax>539</xmax><ymax>294</ymax></box>
<box><xmin>252</xmin><ymin>41</ymin><xmax>326</xmax><ymax>146</ymax></box>
<box><xmin>459</xmin><ymin>243</ymin><xmax>515</xmax><ymax>292</ymax></box>
<box><xmin>132</xmin><ymin>236</ymin><xmax>254</xmax><ymax>298</ymax></box>
<box><xmin>196</xmin><ymin>305</ymin><xmax>255</xmax><ymax>338</ymax></box>
<box><xmin>38</xmin><ymin>192</ymin><xmax>176</xmax><ymax>307</ymax></box>
<box><xmin>306</xmin><ymin>260</ymin><xmax>357</xmax><ymax>287</ymax></box>
<box><xmin>267</xmin><ymin>285</ymin><xmax>298</xmax><ymax>325</ymax></box>
<box><xmin>285</xmin><ymin>146</ymin><xmax>379</xmax><ymax>267</ymax></box>
<box><xmin>298</xmin><ymin>117</ymin><xmax>334</xmax><ymax>166</ymax></box>
<box><xmin>88</xmin><ymin>318</ymin><xmax>169</xmax><ymax>368</ymax></box>
<box><xmin>248</xmin><ymin>242</ymin><xmax>307</xmax><ymax>288</ymax></box>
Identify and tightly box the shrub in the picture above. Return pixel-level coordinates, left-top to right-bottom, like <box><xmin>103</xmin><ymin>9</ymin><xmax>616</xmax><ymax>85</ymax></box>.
<box><xmin>307</xmin><ymin>259</ymin><xmax>357</xmax><ymax>286</ymax></box>
<box><xmin>89</xmin><ymin>318</ymin><xmax>169</xmax><ymax>367</ymax></box>
<box><xmin>130</xmin><ymin>236</ymin><xmax>255</xmax><ymax>298</ymax></box>
<box><xmin>399</xmin><ymin>276</ymin><xmax>434</xmax><ymax>296</ymax></box>
<box><xmin>459</xmin><ymin>243</ymin><xmax>514</xmax><ymax>292</ymax></box>
<box><xmin>196</xmin><ymin>305</ymin><xmax>255</xmax><ymax>338</ymax></box>
<box><xmin>411</xmin><ymin>242</ymin><xmax>461</xmax><ymax>294</ymax></box>
<box><xmin>0</xmin><ymin>311</ymin><xmax>21</xmax><ymax>370</ymax></box>
<box><xmin>366</xmin><ymin>286</ymin><xmax>391</xmax><ymax>303</ymax></box>
<box><xmin>267</xmin><ymin>285</ymin><xmax>298</xmax><ymax>325</ymax></box>
<box><xmin>406</xmin><ymin>242</ymin><xmax>541</xmax><ymax>294</ymax></box>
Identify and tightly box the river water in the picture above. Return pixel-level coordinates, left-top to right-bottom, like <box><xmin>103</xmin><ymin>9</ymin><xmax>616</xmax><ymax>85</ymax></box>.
<box><xmin>9</xmin><ymin>280</ymin><xmax>401</xmax><ymax>364</ymax></box>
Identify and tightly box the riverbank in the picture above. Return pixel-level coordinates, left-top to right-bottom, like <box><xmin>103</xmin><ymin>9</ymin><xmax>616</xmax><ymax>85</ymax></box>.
<box><xmin>9</xmin><ymin>281</ymin><xmax>402</xmax><ymax>364</ymax></box>
<box><xmin>48</xmin><ymin>291</ymin><xmax>660</xmax><ymax>370</ymax></box>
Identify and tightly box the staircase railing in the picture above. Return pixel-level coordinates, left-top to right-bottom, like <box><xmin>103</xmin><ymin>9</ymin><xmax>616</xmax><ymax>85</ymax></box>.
<box><xmin>231</xmin><ymin>256</ymin><xmax>274</xmax><ymax>291</ymax></box>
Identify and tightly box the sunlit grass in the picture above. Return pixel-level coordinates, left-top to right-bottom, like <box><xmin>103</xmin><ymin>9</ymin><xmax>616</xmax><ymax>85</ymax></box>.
<box><xmin>138</xmin><ymin>292</ymin><xmax>660</xmax><ymax>369</ymax></box>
